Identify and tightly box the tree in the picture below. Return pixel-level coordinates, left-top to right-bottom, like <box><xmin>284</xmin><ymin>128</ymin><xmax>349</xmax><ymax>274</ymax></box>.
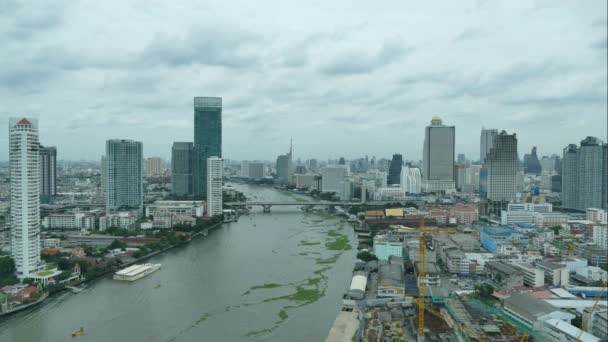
<box><xmin>0</xmin><ymin>256</ymin><xmax>18</xmax><ymax>287</ymax></box>
<box><xmin>474</xmin><ymin>283</ymin><xmax>495</xmax><ymax>300</ymax></box>
<box><xmin>58</xmin><ymin>258</ymin><xmax>75</xmax><ymax>271</ymax></box>
<box><xmin>550</xmin><ymin>225</ymin><xmax>562</xmax><ymax>235</ymax></box>
<box><xmin>108</xmin><ymin>239</ymin><xmax>127</xmax><ymax>250</ymax></box>
<box><xmin>357</xmin><ymin>251</ymin><xmax>378</xmax><ymax>262</ymax></box>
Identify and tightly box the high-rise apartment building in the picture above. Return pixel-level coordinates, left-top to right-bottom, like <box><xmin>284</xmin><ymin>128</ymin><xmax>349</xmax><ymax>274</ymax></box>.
<box><xmin>480</xmin><ymin>128</ymin><xmax>498</xmax><ymax>164</ymax></box>
<box><xmin>145</xmin><ymin>157</ymin><xmax>163</xmax><ymax>177</ymax></box>
<box><xmin>39</xmin><ymin>145</ymin><xmax>57</xmax><ymax>201</ymax></box>
<box><xmin>206</xmin><ymin>157</ymin><xmax>223</xmax><ymax>217</ymax></box>
<box><xmin>276</xmin><ymin>141</ymin><xmax>293</xmax><ymax>185</ymax></box>
<box><xmin>387</xmin><ymin>154</ymin><xmax>403</xmax><ymax>185</ymax></box>
<box><xmin>193</xmin><ymin>97</ymin><xmax>222</xmax><ymax>198</ymax></box>
<box><xmin>248</xmin><ymin>162</ymin><xmax>265</xmax><ymax>180</ymax></box>
<box><xmin>482</xmin><ymin>131</ymin><xmax>518</xmax><ymax>213</ymax></box>
<box><xmin>561</xmin><ymin>137</ymin><xmax>606</xmax><ymax>210</ymax></box>
<box><xmin>321</xmin><ymin>165</ymin><xmax>348</xmax><ymax>194</ymax></box>
<box><xmin>171</xmin><ymin>142</ymin><xmax>193</xmax><ymax>196</ymax></box>
<box><xmin>422</xmin><ymin>116</ymin><xmax>455</xmax><ymax>192</ymax></box>
<box><xmin>9</xmin><ymin>117</ymin><xmax>42</xmax><ymax>277</ymax></box>
<box><xmin>105</xmin><ymin>139</ymin><xmax>143</xmax><ymax>213</ymax></box>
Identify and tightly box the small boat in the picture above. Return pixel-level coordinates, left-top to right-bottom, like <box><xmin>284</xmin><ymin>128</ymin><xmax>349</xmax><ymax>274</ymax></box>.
<box><xmin>71</xmin><ymin>327</ymin><xmax>84</xmax><ymax>337</ymax></box>
<box><xmin>154</xmin><ymin>283</ymin><xmax>161</xmax><ymax>289</ymax></box>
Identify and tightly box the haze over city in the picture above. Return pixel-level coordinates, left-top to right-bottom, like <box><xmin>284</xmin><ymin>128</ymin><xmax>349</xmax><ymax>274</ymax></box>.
<box><xmin>1</xmin><ymin>0</ymin><xmax>606</xmax><ymax>161</ymax></box>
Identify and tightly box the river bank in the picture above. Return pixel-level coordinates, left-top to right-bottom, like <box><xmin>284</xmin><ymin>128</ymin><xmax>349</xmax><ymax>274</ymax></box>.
<box><xmin>0</xmin><ymin>184</ymin><xmax>356</xmax><ymax>342</ymax></box>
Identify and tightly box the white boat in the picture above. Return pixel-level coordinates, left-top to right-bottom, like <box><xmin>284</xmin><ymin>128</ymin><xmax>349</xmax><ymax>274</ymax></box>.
<box><xmin>113</xmin><ymin>264</ymin><xmax>161</xmax><ymax>281</ymax></box>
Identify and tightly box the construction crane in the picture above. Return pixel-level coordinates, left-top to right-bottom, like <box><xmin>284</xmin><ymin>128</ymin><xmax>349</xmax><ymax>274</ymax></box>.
<box><xmin>418</xmin><ymin>217</ymin><xmax>426</xmax><ymax>341</ymax></box>
<box><xmin>576</xmin><ymin>287</ymin><xmax>606</xmax><ymax>341</ymax></box>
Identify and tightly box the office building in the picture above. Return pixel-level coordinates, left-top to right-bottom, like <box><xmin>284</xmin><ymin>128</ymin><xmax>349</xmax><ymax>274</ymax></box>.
<box><xmin>401</xmin><ymin>166</ymin><xmax>421</xmax><ymax>194</ymax></box>
<box><xmin>295</xmin><ymin>174</ymin><xmax>320</xmax><ymax>190</ymax></box>
<box><xmin>593</xmin><ymin>225</ymin><xmax>607</xmax><ymax>250</ymax></box>
<box><xmin>105</xmin><ymin>139</ymin><xmax>144</xmax><ymax>213</ymax></box>
<box><xmin>422</xmin><ymin>116</ymin><xmax>455</xmax><ymax>192</ymax></box>
<box><xmin>523</xmin><ymin>147</ymin><xmax>542</xmax><ymax>175</ymax></box>
<box><xmin>276</xmin><ymin>142</ymin><xmax>293</xmax><ymax>185</ymax></box>
<box><xmin>206</xmin><ymin>157</ymin><xmax>223</xmax><ymax>217</ymax></box>
<box><xmin>480</xmin><ymin>128</ymin><xmax>498</xmax><ymax>164</ymax></box>
<box><xmin>462</xmin><ymin>164</ymin><xmax>482</xmax><ymax>193</ymax></box>
<box><xmin>481</xmin><ymin>131</ymin><xmax>517</xmax><ymax>214</ymax></box>
<box><xmin>145</xmin><ymin>157</ymin><xmax>163</xmax><ymax>177</ymax></box>
<box><xmin>171</xmin><ymin>142</ymin><xmax>193</xmax><ymax>196</ymax></box>
<box><xmin>9</xmin><ymin>117</ymin><xmax>42</xmax><ymax>277</ymax></box>
<box><xmin>39</xmin><ymin>145</ymin><xmax>57</xmax><ymax>201</ymax></box>
<box><xmin>387</xmin><ymin>154</ymin><xmax>403</xmax><ymax>185</ymax></box>
<box><xmin>321</xmin><ymin>165</ymin><xmax>348</xmax><ymax>194</ymax></box>
<box><xmin>512</xmin><ymin>263</ymin><xmax>545</xmax><ymax>287</ymax></box>
<box><xmin>247</xmin><ymin>162</ymin><xmax>264</xmax><ymax>180</ymax></box>
<box><xmin>562</xmin><ymin>137</ymin><xmax>606</xmax><ymax>210</ymax></box>
<box><xmin>587</xmin><ymin>208</ymin><xmax>607</xmax><ymax>223</ymax></box>
<box><xmin>193</xmin><ymin>97</ymin><xmax>222</xmax><ymax>198</ymax></box>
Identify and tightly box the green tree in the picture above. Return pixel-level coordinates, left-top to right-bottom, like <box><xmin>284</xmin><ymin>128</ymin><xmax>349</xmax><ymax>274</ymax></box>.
<box><xmin>0</xmin><ymin>256</ymin><xmax>18</xmax><ymax>287</ymax></box>
<box><xmin>356</xmin><ymin>251</ymin><xmax>378</xmax><ymax>262</ymax></box>
<box><xmin>108</xmin><ymin>239</ymin><xmax>127</xmax><ymax>250</ymax></box>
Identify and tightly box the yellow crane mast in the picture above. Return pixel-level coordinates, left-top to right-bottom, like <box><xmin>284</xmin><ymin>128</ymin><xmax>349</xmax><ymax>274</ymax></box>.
<box><xmin>418</xmin><ymin>217</ymin><xmax>426</xmax><ymax>341</ymax></box>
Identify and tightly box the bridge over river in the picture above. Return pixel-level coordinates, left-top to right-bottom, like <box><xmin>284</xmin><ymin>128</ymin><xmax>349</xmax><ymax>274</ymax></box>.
<box><xmin>224</xmin><ymin>200</ymin><xmax>413</xmax><ymax>212</ymax></box>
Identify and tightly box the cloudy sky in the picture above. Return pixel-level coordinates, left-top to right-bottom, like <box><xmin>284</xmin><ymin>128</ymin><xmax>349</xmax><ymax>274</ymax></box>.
<box><xmin>1</xmin><ymin>0</ymin><xmax>606</xmax><ymax>162</ymax></box>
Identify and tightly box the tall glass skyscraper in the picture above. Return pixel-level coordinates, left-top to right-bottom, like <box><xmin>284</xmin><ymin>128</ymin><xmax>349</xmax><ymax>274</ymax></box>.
<box><xmin>422</xmin><ymin>116</ymin><xmax>455</xmax><ymax>192</ymax></box>
<box><xmin>193</xmin><ymin>97</ymin><xmax>222</xmax><ymax>198</ymax></box>
<box><xmin>171</xmin><ymin>142</ymin><xmax>193</xmax><ymax>196</ymax></box>
<box><xmin>561</xmin><ymin>137</ymin><xmax>606</xmax><ymax>210</ymax></box>
<box><xmin>9</xmin><ymin>117</ymin><xmax>41</xmax><ymax>277</ymax></box>
<box><xmin>480</xmin><ymin>128</ymin><xmax>498</xmax><ymax>164</ymax></box>
<box><xmin>39</xmin><ymin>145</ymin><xmax>57</xmax><ymax>202</ymax></box>
<box><xmin>387</xmin><ymin>154</ymin><xmax>403</xmax><ymax>185</ymax></box>
<box><xmin>105</xmin><ymin>139</ymin><xmax>144</xmax><ymax>213</ymax></box>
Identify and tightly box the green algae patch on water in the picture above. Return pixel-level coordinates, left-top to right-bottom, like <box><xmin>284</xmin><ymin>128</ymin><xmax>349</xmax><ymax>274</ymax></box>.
<box><xmin>325</xmin><ymin>229</ymin><xmax>352</xmax><ymax>251</ymax></box>
<box><xmin>278</xmin><ymin>309</ymin><xmax>288</xmax><ymax>321</ymax></box>
<box><xmin>299</xmin><ymin>240</ymin><xmax>321</xmax><ymax>246</ymax></box>
<box><xmin>250</xmin><ymin>283</ymin><xmax>282</xmax><ymax>290</ymax></box>
<box><xmin>315</xmin><ymin>255</ymin><xmax>339</xmax><ymax>265</ymax></box>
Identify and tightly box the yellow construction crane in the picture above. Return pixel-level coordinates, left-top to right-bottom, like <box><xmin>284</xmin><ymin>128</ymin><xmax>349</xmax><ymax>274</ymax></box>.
<box><xmin>576</xmin><ymin>287</ymin><xmax>606</xmax><ymax>341</ymax></box>
<box><xmin>418</xmin><ymin>217</ymin><xmax>426</xmax><ymax>341</ymax></box>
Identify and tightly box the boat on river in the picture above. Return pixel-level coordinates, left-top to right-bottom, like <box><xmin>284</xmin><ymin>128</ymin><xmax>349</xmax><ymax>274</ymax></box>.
<box><xmin>113</xmin><ymin>264</ymin><xmax>161</xmax><ymax>281</ymax></box>
<box><xmin>71</xmin><ymin>327</ymin><xmax>84</xmax><ymax>337</ymax></box>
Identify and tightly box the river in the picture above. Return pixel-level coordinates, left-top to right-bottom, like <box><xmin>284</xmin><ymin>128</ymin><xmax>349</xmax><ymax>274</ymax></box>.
<box><xmin>0</xmin><ymin>184</ymin><xmax>356</xmax><ymax>342</ymax></box>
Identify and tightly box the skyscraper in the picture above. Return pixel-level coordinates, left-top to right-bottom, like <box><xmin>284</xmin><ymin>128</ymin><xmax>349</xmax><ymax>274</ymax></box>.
<box><xmin>400</xmin><ymin>166</ymin><xmax>421</xmax><ymax>194</ymax></box>
<box><xmin>206</xmin><ymin>157</ymin><xmax>223</xmax><ymax>217</ymax></box>
<box><xmin>9</xmin><ymin>117</ymin><xmax>41</xmax><ymax>277</ymax></box>
<box><xmin>193</xmin><ymin>97</ymin><xmax>222</xmax><ymax>198</ymax></box>
<box><xmin>171</xmin><ymin>142</ymin><xmax>193</xmax><ymax>196</ymax></box>
<box><xmin>422</xmin><ymin>116</ymin><xmax>455</xmax><ymax>192</ymax></box>
<box><xmin>276</xmin><ymin>141</ymin><xmax>293</xmax><ymax>185</ymax></box>
<box><xmin>321</xmin><ymin>165</ymin><xmax>348</xmax><ymax>194</ymax></box>
<box><xmin>523</xmin><ymin>147</ymin><xmax>542</xmax><ymax>175</ymax></box>
<box><xmin>480</xmin><ymin>128</ymin><xmax>498</xmax><ymax>164</ymax></box>
<box><xmin>387</xmin><ymin>154</ymin><xmax>403</xmax><ymax>185</ymax></box>
<box><xmin>105</xmin><ymin>139</ymin><xmax>143</xmax><ymax>213</ymax></box>
<box><xmin>145</xmin><ymin>157</ymin><xmax>163</xmax><ymax>177</ymax></box>
<box><xmin>483</xmin><ymin>131</ymin><xmax>518</xmax><ymax>202</ymax></box>
<box><xmin>561</xmin><ymin>137</ymin><xmax>606</xmax><ymax>210</ymax></box>
<box><xmin>39</xmin><ymin>145</ymin><xmax>57</xmax><ymax>202</ymax></box>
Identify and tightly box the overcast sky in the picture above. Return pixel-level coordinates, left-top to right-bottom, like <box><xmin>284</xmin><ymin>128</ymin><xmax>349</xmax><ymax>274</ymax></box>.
<box><xmin>1</xmin><ymin>0</ymin><xmax>606</xmax><ymax>162</ymax></box>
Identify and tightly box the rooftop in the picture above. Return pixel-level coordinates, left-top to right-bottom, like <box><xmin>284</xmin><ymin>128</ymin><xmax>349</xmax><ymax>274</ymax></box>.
<box><xmin>486</xmin><ymin>261</ymin><xmax>522</xmax><ymax>275</ymax></box>
<box><xmin>504</xmin><ymin>293</ymin><xmax>558</xmax><ymax>321</ymax></box>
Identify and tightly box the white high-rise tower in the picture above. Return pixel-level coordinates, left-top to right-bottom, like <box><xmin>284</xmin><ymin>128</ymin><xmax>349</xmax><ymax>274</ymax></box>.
<box><xmin>206</xmin><ymin>157</ymin><xmax>223</xmax><ymax>217</ymax></box>
<box><xmin>9</xmin><ymin>117</ymin><xmax>42</xmax><ymax>277</ymax></box>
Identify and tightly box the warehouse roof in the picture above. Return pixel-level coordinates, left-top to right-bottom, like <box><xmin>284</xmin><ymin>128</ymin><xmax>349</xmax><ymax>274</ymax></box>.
<box><xmin>504</xmin><ymin>293</ymin><xmax>558</xmax><ymax>321</ymax></box>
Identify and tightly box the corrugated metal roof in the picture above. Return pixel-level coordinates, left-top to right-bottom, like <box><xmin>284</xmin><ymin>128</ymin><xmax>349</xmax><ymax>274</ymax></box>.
<box><xmin>349</xmin><ymin>275</ymin><xmax>367</xmax><ymax>292</ymax></box>
<box><xmin>385</xmin><ymin>208</ymin><xmax>404</xmax><ymax>217</ymax></box>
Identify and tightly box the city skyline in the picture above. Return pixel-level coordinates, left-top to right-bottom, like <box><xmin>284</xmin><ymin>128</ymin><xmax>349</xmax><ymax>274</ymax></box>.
<box><xmin>1</xmin><ymin>1</ymin><xmax>606</xmax><ymax>161</ymax></box>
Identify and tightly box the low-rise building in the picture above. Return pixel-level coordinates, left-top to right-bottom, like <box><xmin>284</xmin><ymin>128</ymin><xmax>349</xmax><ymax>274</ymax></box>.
<box><xmin>593</xmin><ymin>225</ymin><xmax>607</xmax><ymax>250</ymax></box>
<box><xmin>586</xmin><ymin>208</ymin><xmax>607</xmax><ymax>224</ymax></box>
<box><xmin>584</xmin><ymin>307</ymin><xmax>607</xmax><ymax>341</ymax></box>
<box><xmin>450</xmin><ymin>203</ymin><xmax>479</xmax><ymax>225</ymax></box>
<box><xmin>373</xmin><ymin>235</ymin><xmax>403</xmax><ymax>261</ymax></box>
<box><xmin>536</xmin><ymin>261</ymin><xmax>569</xmax><ymax>287</ymax></box>
<box><xmin>145</xmin><ymin>201</ymin><xmax>204</xmax><ymax>218</ymax></box>
<box><xmin>542</xmin><ymin>319</ymin><xmax>600</xmax><ymax>342</ymax></box>
<box><xmin>574</xmin><ymin>243</ymin><xmax>608</xmax><ymax>268</ymax></box>
<box><xmin>99</xmin><ymin>212</ymin><xmax>137</xmax><ymax>230</ymax></box>
<box><xmin>512</xmin><ymin>263</ymin><xmax>545</xmax><ymax>288</ymax></box>
<box><xmin>480</xmin><ymin>226</ymin><xmax>528</xmax><ymax>253</ymax></box>
<box><xmin>507</xmin><ymin>203</ymin><xmax>553</xmax><ymax>213</ymax></box>
<box><xmin>377</xmin><ymin>263</ymin><xmax>405</xmax><ymax>298</ymax></box>
<box><xmin>485</xmin><ymin>261</ymin><xmax>524</xmax><ymax>288</ymax></box>
<box><xmin>501</xmin><ymin>210</ymin><xmax>535</xmax><ymax>225</ymax></box>
<box><xmin>533</xmin><ymin>212</ymin><xmax>569</xmax><ymax>228</ymax></box>
<box><xmin>42</xmin><ymin>213</ymin><xmax>95</xmax><ymax>230</ymax></box>
<box><xmin>503</xmin><ymin>293</ymin><xmax>575</xmax><ymax>331</ymax></box>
